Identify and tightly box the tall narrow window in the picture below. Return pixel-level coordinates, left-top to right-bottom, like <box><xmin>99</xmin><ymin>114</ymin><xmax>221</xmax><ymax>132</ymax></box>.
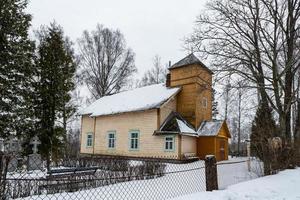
<box><xmin>129</xmin><ymin>131</ymin><xmax>139</xmax><ymax>150</ymax></box>
<box><xmin>165</xmin><ymin>136</ymin><xmax>174</xmax><ymax>151</ymax></box>
<box><xmin>108</xmin><ymin>132</ymin><xmax>116</xmax><ymax>149</ymax></box>
<box><xmin>202</xmin><ymin>97</ymin><xmax>207</xmax><ymax>108</ymax></box>
<box><xmin>86</xmin><ymin>133</ymin><xmax>93</xmax><ymax>147</ymax></box>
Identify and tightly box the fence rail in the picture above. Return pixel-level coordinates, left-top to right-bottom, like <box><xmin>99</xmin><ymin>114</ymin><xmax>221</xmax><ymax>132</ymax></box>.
<box><xmin>0</xmin><ymin>154</ymin><xmax>208</xmax><ymax>200</ymax></box>
<box><xmin>0</xmin><ymin>154</ymin><xmax>262</xmax><ymax>200</ymax></box>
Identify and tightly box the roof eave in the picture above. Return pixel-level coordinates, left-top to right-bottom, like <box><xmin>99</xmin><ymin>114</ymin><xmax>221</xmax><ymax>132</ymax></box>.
<box><xmin>153</xmin><ymin>131</ymin><xmax>198</xmax><ymax>137</ymax></box>
<box><xmin>153</xmin><ymin>131</ymin><xmax>180</xmax><ymax>135</ymax></box>
<box><xmin>90</xmin><ymin>107</ymin><xmax>160</xmax><ymax>118</ymax></box>
<box><xmin>197</xmin><ymin>134</ymin><xmax>218</xmax><ymax>137</ymax></box>
<box><xmin>180</xmin><ymin>132</ymin><xmax>198</xmax><ymax>137</ymax></box>
<box><xmin>169</xmin><ymin>63</ymin><xmax>213</xmax><ymax>74</ymax></box>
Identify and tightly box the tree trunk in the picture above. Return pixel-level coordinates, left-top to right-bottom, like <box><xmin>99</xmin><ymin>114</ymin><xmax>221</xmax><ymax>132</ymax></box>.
<box><xmin>295</xmin><ymin>99</ymin><xmax>300</xmax><ymax>141</ymax></box>
<box><xmin>46</xmin><ymin>152</ymin><xmax>50</xmax><ymax>171</ymax></box>
<box><xmin>237</xmin><ymin>89</ymin><xmax>242</xmax><ymax>156</ymax></box>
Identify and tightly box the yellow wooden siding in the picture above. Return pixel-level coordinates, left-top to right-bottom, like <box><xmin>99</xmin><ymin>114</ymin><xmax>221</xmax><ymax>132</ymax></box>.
<box><xmin>215</xmin><ymin>137</ymin><xmax>229</xmax><ymax>161</ymax></box>
<box><xmin>170</xmin><ymin>64</ymin><xmax>212</xmax><ymax>129</ymax></box>
<box><xmin>159</xmin><ymin>97</ymin><xmax>177</xmax><ymax>126</ymax></box>
<box><xmin>175</xmin><ymin>83</ymin><xmax>197</xmax><ymax>127</ymax></box>
<box><xmin>170</xmin><ymin>64</ymin><xmax>209</xmax><ymax>82</ymax></box>
<box><xmin>195</xmin><ymin>83</ymin><xmax>212</xmax><ymax>128</ymax></box>
<box><xmin>181</xmin><ymin>136</ymin><xmax>197</xmax><ymax>155</ymax></box>
<box><xmin>80</xmin><ymin>115</ymin><xmax>95</xmax><ymax>154</ymax></box>
<box><xmin>197</xmin><ymin>137</ymin><xmax>216</xmax><ymax>160</ymax></box>
<box><xmin>197</xmin><ymin>136</ymin><xmax>229</xmax><ymax>161</ymax></box>
<box><xmin>80</xmin><ymin>110</ymin><xmax>179</xmax><ymax>158</ymax></box>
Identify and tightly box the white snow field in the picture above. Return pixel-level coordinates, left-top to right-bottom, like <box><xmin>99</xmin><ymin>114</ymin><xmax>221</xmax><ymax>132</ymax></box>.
<box><xmin>172</xmin><ymin>167</ymin><xmax>300</xmax><ymax>200</ymax></box>
<box><xmin>18</xmin><ymin>157</ymin><xmax>261</xmax><ymax>200</ymax></box>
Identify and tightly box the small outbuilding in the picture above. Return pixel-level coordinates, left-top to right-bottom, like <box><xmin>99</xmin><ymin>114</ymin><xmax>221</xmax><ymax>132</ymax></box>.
<box><xmin>197</xmin><ymin>120</ymin><xmax>231</xmax><ymax>161</ymax></box>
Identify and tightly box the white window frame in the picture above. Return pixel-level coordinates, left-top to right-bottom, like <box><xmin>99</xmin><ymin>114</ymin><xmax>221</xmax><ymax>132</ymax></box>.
<box><xmin>86</xmin><ymin>133</ymin><xmax>93</xmax><ymax>148</ymax></box>
<box><xmin>129</xmin><ymin>130</ymin><xmax>139</xmax><ymax>150</ymax></box>
<box><xmin>107</xmin><ymin>131</ymin><xmax>116</xmax><ymax>149</ymax></box>
<box><xmin>165</xmin><ymin>136</ymin><xmax>175</xmax><ymax>151</ymax></box>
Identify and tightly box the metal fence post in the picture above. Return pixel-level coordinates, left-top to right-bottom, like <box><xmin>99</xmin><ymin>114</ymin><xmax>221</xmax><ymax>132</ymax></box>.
<box><xmin>205</xmin><ymin>155</ymin><xmax>218</xmax><ymax>191</ymax></box>
<box><xmin>246</xmin><ymin>140</ymin><xmax>251</xmax><ymax>172</ymax></box>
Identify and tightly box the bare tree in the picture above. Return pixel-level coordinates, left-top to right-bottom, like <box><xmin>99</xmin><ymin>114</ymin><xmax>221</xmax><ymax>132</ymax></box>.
<box><xmin>186</xmin><ymin>0</ymin><xmax>300</xmax><ymax>140</ymax></box>
<box><xmin>78</xmin><ymin>24</ymin><xmax>136</xmax><ymax>99</ymax></box>
<box><xmin>235</xmin><ymin>80</ymin><xmax>250</xmax><ymax>154</ymax></box>
<box><xmin>223</xmin><ymin>79</ymin><xmax>232</xmax><ymax>120</ymax></box>
<box><xmin>294</xmin><ymin>67</ymin><xmax>300</xmax><ymax>141</ymax></box>
<box><xmin>138</xmin><ymin>55</ymin><xmax>168</xmax><ymax>87</ymax></box>
<box><xmin>65</xmin><ymin>128</ymin><xmax>81</xmax><ymax>158</ymax></box>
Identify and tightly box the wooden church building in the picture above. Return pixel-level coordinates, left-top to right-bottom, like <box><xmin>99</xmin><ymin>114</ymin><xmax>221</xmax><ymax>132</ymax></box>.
<box><xmin>80</xmin><ymin>54</ymin><xmax>231</xmax><ymax>161</ymax></box>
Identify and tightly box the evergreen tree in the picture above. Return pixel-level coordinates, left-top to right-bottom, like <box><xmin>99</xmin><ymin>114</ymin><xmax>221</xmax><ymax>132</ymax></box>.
<box><xmin>250</xmin><ymin>103</ymin><xmax>277</xmax><ymax>175</ymax></box>
<box><xmin>35</xmin><ymin>23</ymin><xmax>76</xmax><ymax>169</ymax></box>
<box><xmin>0</xmin><ymin>0</ymin><xmax>35</xmax><ymax>139</ymax></box>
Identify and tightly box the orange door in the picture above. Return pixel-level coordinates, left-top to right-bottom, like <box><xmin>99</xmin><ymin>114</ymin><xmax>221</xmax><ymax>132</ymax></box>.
<box><xmin>219</xmin><ymin>139</ymin><xmax>225</xmax><ymax>160</ymax></box>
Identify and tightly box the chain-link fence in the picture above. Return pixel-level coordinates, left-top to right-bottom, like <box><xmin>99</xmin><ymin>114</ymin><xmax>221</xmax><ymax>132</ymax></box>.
<box><xmin>0</xmin><ymin>154</ymin><xmax>206</xmax><ymax>200</ymax></box>
<box><xmin>217</xmin><ymin>157</ymin><xmax>263</xmax><ymax>189</ymax></box>
<box><xmin>0</xmin><ymin>152</ymin><xmax>268</xmax><ymax>200</ymax></box>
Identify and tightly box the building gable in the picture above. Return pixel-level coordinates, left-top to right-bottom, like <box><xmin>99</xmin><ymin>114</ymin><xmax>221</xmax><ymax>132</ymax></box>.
<box><xmin>197</xmin><ymin>120</ymin><xmax>230</xmax><ymax>139</ymax></box>
<box><xmin>217</xmin><ymin>121</ymin><xmax>231</xmax><ymax>138</ymax></box>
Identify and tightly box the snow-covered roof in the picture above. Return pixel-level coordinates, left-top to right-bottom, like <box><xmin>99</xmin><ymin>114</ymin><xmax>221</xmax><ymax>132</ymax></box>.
<box><xmin>154</xmin><ymin>112</ymin><xmax>197</xmax><ymax>137</ymax></box>
<box><xmin>197</xmin><ymin>120</ymin><xmax>224</xmax><ymax>136</ymax></box>
<box><xmin>80</xmin><ymin>83</ymin><xmax>181</xmax><ymax>117</ymax></box>
<box><xmin>169</xmin><ymin>53</ymin><xmax>213</xmax><ymax>74</ymax></box>
<box><xmin>176</xmin><ymin>119</ymin><xmax>196</xmax><ymax>134</ymax></box>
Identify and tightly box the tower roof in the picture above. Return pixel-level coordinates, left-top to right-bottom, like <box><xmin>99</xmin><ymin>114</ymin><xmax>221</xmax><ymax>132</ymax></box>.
<box><xmin>169</xmin><ymin>53</ymin><xmax>213</xmax><ymax>74</ymax></box>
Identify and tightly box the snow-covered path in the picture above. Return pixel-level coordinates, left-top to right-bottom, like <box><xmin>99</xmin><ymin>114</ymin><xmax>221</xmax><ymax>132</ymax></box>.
<box><xmin>172</xmin><ymin>168</ymin><xmax>300</xmax><ymax>200</ymax></box>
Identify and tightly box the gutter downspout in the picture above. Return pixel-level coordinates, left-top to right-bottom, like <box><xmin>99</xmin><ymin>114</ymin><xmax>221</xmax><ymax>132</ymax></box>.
<box><xmin>93</xmin><ymin>117</ymin><xmax>96</xmax><ymax>155</ymax></box>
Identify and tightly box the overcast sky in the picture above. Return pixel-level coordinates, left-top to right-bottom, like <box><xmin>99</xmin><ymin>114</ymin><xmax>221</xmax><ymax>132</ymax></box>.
<box><xmin>27</xmin><ymin>0</ymin><xmax>207</xmax><ymax>76</ymax></box>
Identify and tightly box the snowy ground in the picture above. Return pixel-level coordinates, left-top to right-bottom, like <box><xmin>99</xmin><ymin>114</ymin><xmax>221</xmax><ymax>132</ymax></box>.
<box><xmin>15</xmin><ymin>157</ymin><xmax>261</xmax><ymax>200</ymax></box>
<box><xmin>218</xmin><ymin>157</ymin><xmax>263</xmax><ymax>189</ymax></box>
<box><xmin>172</xmin><ymin>168</ymin><xmax>300</xmax><ymax>200</ymax></box>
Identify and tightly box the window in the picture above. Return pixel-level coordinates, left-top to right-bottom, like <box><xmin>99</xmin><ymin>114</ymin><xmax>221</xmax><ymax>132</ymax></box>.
<box><xmin>86</xmin><ymin>133</ymin><xmax>93</xmax><ymax>147</ymax></box>
<box><xmin>129</xmin><ymin>131</ymin><xmax>139</xmax><ymax>150</ymax></box>
<box><xmin>165</xmin><ymin>136</ymin><xmax>174</xmax><ymax>151</ymax></box>
<box><xmin>108</xmin><ymin>132</ymin><xmax>116</xmax><ymax>149</ymax></box>
<box><xmin>202</xmin><ymin>97</ymin><xmax>207</xmax><ymax>108</ymax></box>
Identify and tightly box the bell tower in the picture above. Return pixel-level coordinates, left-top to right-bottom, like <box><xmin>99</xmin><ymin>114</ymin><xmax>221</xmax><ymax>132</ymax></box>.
<box><xmin>168</xmin><ymin>54</ymin><xmax>213</xmax><ymax>129</ymax></box>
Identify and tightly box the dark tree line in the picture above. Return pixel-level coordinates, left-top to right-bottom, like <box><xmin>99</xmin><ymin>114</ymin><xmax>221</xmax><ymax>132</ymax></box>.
<box><xmin>0</xmin><ymin>0</ymin><xmax>78</xmax><ymax>168</ymax></box>
<box><xmin>0</xmin><ymin>0</ymin><xmax>35</xmax><ymax>139</ymax></box>
<box><xmin>0</xmin><ymin>0</ymin><xmax>138</xmax><ymax>164</ymax></box>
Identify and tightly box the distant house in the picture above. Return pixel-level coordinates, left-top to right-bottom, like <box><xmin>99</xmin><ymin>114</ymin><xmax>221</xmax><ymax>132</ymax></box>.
<box><xmin>80</xmin><ymin>54</ymin><xmax>231</xmax><ymax>161</ymax></box>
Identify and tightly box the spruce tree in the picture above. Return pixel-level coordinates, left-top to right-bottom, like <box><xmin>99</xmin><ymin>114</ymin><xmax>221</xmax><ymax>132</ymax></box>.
<box><xmin>0</xmin><ymin>0</ymin><xmax>35</xmax><ymax>139</ymax></box>
<box><xmin>251</xmin><ymin>103</ymin><xmax>277</xmax><ymax>175</ymax></box>
<box><xmin>35</xmin><ymin>23</ymin><xmax>76</xmax><ymax>169</ymax></box>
